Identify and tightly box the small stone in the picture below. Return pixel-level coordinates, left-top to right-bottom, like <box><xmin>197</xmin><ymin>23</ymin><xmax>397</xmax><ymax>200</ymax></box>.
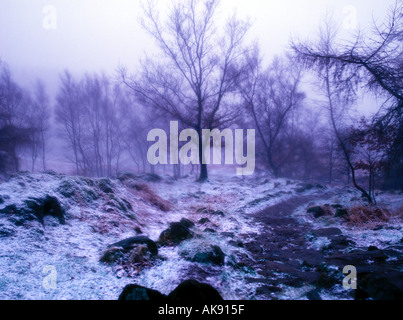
<box><xmin>307</xmin><ymin>206</ymin><xmax>326</xmax><ymax>218</ymax></box>
<box><xmin>373</xmin><ymin>225</ymin><xmax>384</xmax><ymax>231</ymax></box>
<box><xmin>335</xmin><ymin>208</ymin><xmax>349</xmax><ymax>218</ymax></box>
<box><xmin>212</xmin><ymin>210</ymin><xmax>225</xmax><ymax>216</ymax></box>
<box><xmin>220</xmin><ymin>232</ymin><xmax>234</xmax><ymax>238</ymax></box>
<box><xmin>204</xmin><ymin>228</ymin><xmax>216</xmax><ymax>233</ymax></box>
<box><xmin>198</xmin><ymin>218</ymin><xmax>210</xmax><ymax>224</ymax></box>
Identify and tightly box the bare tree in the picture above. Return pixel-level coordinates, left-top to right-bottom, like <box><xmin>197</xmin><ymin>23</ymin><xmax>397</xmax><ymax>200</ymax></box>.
<box><xmin>349</xmin><ymin>118</ymin><xmax>393</xmax><ymax>204</ymax></box>
<box><xmin>239</xmin><ymin>49</ymin><xmax>305</xmax><ymax>177</ymax></box>
<box><xmin>27</xmin><ymin>80</ymin><xmax>51</xmax><ymax>171</ymax></box>
<box><xmin>293</xmin><ymin>16</ymin><xmax>380</xmax><ymax>203</ymax></box>
<box><xmin>112</xmin><ymin>84</ymin><xmax>149</xmax><ymax>175</ymax></box>
<box><xmin>122</xmin><ymin>0</ymin><xmax>251</xmax><ymax>181</ymax></box>
<box><xmin>292</xmin><ymin>2</ymin><xmax>403</xmax><ymax>190</ymax></box>
<box><xmin>104</xmin><ymin>82</ymin><xmax>128</xmax><ymax>176</ymax></box>
<box><xmin>56</xmin><ymin>71</ymin><xmax>130</xmax><ymax>177</ymax></box>
<box><xmin>319</xmin><ymin>125</ymin><xmax>340</xmax><ymax>184</ymax></box>
<box><xmin>0</xmin><ymin>64</ymin><xmax>36</xmax><ymax>173</ymax></box>
<box><xmin>81</xmin><ymin>73</ymin><xmax>109</xmax><ymax>177</ymax></box>
<box><xmin>291</xmin><ymin>1</ymin><xmax>402</xmax><ymax>125</ymax></box>
<box><xmin>55</xmin><ymin>70</ymin><xmax>87</xmax><ymax>175</ymax></box>
<box><xmin>292</xmin><ymin>3</ymin><xmax>403</xmax><ymax>191</ymax></box>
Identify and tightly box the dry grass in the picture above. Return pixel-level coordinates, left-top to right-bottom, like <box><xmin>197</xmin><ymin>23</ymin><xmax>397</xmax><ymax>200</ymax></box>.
<box><xmin>131</xmin><ymin>184</ymin><xmax>172</xmax><ymax>212</ymax></box>
<box><xmin>90</xmin><ymin>211</ymin><xmax>139</xmax><ymax>235</ymax></box>
<box><xmin>91</xmin><ymin>219</ymin><xmax>111</xmax><ymax>235</ymax></box>
<box><xmin>347</xmin><ymin>205</ymin><xmax>391</xmax><ymax>227</ymax></box>
<box><xmin>100</xmin><ymin>244</ymin><xmax>155</xmax><ymax>278</ymax></box>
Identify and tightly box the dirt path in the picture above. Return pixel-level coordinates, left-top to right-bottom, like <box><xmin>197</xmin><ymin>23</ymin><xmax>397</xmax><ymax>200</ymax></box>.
<box><xmin>240</xmin><ymin>195</ymin><xmax>329</xmax><ymax>299</ymax></box>
<box><xmin>240</xmin><ymin>193</ymin><xmax>403</xmax><ymax>300</ymax></box>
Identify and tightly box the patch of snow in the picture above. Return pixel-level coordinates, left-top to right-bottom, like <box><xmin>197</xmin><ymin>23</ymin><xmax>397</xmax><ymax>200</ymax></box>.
<box><xmin>308</xmin><ymin>237</ymin><xmax>331</xmax><ymax>251</ymax></box>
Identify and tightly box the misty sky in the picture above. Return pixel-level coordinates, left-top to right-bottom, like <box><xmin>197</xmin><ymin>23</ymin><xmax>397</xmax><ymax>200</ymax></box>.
<box><xmin>0</xmin><ymin>0</ymin><xmax>397</xmax><ymax>108</ymax></box>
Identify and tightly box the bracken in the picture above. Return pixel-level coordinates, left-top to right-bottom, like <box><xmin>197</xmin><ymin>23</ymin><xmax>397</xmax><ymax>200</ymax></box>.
<box><xmin>347</xmin><ymin>205</ymin><xmax>391</xmax><ymax>227</ymax></box>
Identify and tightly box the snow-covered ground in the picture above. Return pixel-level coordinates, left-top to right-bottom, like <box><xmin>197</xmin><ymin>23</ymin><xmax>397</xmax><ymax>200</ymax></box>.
<box><xmin>0</xmin><ymin>171</ymin><xmax>402</xmax><ymax>300</ymax></box>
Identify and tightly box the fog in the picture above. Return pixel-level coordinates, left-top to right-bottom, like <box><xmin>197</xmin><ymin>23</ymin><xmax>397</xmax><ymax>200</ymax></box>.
<box><xmin>0</xmin><ymin>0</ymin><xmax>401</xmax><ymax>188</ymax></box>
<box><xmin>0</xmin><ymin>0</ymin><xmax>394</xmax><ymax>98</ymax></box>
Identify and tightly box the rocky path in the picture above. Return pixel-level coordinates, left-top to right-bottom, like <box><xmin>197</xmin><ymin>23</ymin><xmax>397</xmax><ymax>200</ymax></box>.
<box><xmin>241</xmin><ymin>194</ymin><xmax>403</xmax><ymax>300</ymax></box>
<box><xmin>241</xmin><ymin>195</ymin><xmax>330</xmax><ymax>299</ymax></box>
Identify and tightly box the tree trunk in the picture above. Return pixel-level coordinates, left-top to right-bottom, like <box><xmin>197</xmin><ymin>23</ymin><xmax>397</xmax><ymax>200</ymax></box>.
<box><xmin>198</xmin><ymin>140</ymin><xmax>208</xmax><ymax>181</ymax></box>
<box><xmin>197</xmin><ymin>123</ymin><xmax>208</xmax><ymax>182</ymax></box>
<box><xmin>267</xmin><ymin>151</ymin><xmax>279</xmax><ymax>178</ymax></box>
<box><xmin>12</xmin><ymin>148</ymin><xmax>19</xmax><ymax>173</ymax></box>
<box><xmin>199</xmin><ymin>163</ymin><xmax>208</xmax><ymax>181</ymax></box>
<box><xmin>325</xmin><ymin>65</ymin><xmax>372</xmax><ymax>204</ymax></box>
<box><xmin>41</xmin><ymin>131</ymin><xmax>46</xmax><ymax>171</ymax></box>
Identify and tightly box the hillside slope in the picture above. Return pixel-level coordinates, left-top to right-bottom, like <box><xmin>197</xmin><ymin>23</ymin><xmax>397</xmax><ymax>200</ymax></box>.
<box><xmin>0</xmin><ymin>172</ymin><xmax>402</xmax><ymax>300</ymax></box>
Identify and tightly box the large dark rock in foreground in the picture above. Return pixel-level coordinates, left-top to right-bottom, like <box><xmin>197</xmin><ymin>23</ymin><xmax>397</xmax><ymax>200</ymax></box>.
<box><xmin>168</xmin><ymin>280</ymin><xmax>224</xmax><ymax>302</ymax></box>
<box><xmin>118</xmin><ymin>279</ymin><xmax>223</xmax><ymax>302</ymax></box>
<box><xmin>119</xmin><ymin>284</ymin><xmax>168</xmax><ymax>301</ymax></box>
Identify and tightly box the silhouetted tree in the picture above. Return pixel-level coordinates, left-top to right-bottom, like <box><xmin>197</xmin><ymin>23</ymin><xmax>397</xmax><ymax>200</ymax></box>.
<box><xmin>27</xmin><ymin>80</ymin><xmax>51</xmax><ymax>171</ymax></box>
<box><xmin>122</xmin><ymin>0</ymin><xmax>251</xmax><ymax>181</ymax></box>
<box><xmin>292</xmin><ymin>2</ymin><xmax>403</xmax><ymax>191</ymax></box>
<box><xmin>55</xmin><ymin>70</ymin><xmax>86</xmax><ymax>175</ymax></box>
<box><xmin>349</xmin><ymin>118</ymin><xmax>392</xmax><ymax>204</ymax></box>
<box><xmin>292</xmin><ymin>2</ymin><xmax>402</xmax><ymax>123</ymax></box>
<box><xmin>0</xmin><ymin>63</ymin><xmax>37</xmax><ymax>174</ymax></box>
<box><xmin>56</xmin><ymin>71</ymin><xmax>131</xmax><ymax>177</ymax></box>
<box><xmin>239</xmin><ymin>49</ymin><xmax>305</xmax><ymax>177</ymax></box>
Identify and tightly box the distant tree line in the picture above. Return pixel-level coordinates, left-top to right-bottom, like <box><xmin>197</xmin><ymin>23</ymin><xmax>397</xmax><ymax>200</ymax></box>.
<box><xmin>0</xmin><ymin>62</ymin><xmax>50</xmax><ymax>174</ymax></box>
<box><xmin>0</xmin><ymin>0</ymin><xmax>401</xmax><ymax>200</ymax></box>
